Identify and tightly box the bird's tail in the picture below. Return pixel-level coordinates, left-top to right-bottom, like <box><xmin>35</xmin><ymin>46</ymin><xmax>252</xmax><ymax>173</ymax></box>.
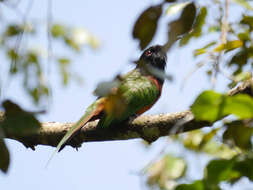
<box><xmin>46</xmin><ymin>100</ymin><xmax>105</xmax><ymax>167</ymax></box>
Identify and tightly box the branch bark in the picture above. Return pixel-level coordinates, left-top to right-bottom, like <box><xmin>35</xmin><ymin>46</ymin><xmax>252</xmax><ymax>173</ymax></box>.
<box><xmin>1</xmin><ymin>79</ymin><xmax>253</xmax><ymax>150</ymax></box>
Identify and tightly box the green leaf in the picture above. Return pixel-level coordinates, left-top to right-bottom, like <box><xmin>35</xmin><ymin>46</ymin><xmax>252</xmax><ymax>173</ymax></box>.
<box><xmin>176</xmin><ymin>180</ymin><xmax>204</xmax><ymax>190</ymax></box>
<box><xmin>194</xmin><ymin>41</ymin><xmax>216</xmax><ymax>56</ymax></box>
<box><xmin>133</xmin><ymin>5</ymin><xmax>162</xmax><ymax>50</ymax></box>
<box><xmin>0</xmin><ymin>139</ymin><xmax>10</xmax><ymax>173</ymax></box>
<box><xmin>213</xmin><ymin>40</ymin><xmax>243</xmax><ymax>53</ymax></box>
<box><xmin>1</xmin><ymin>100</ymin><xmax>41</xmax><ymax>136</ymax></box>
<box><xmin>51</xmin><ymin>24</ymin><xmax>66</xmax><ymax>38</ymax></box>
<box><xmin>224</xmin><ymin>94</ymin><xmax>253</xmax><ymax>119</ymax></box>
<box><xmin>64</xmin><ymin>36</ymin><xmax>80</xmax><ymax>52</ymax></box>
<box><xmin>180</xmin><ymin>6</ymin><xmax>207</xmax><ymax>46</ymax></box>
<box><xmin>228</xmin><ymin>47</ymin><xmax>253</xmax><ymax>74</ymax></box>
<box><xmin>58</xmin><ymin>57</ymin><xmax>71</xmax><ymax>65</ymax></box>
<box><xmin>233</xmin><ymin>155</ymin><xmax>253</xmax><ymax>181</ymax></box>
<box><xmin>182</xmin><ymin>129</ymin><xmax>238</xmax><ymax>158</ymax></box>
<box><xmin>237</xmin><ymin>31</ymin><xmax>250</xmax><ymax>42</ymax></box>
<box><xmin>166</xmin><ymin>2</ymin><xmax>197</xmax><ymax>49</ymax></box>
<box><xmin>223</xmin><ymin>121</ymin><xmax>253</xmax><ymax>150</ymax></box>
<box><xmin>4</xmin><ymin>24</ymin><xmax>22</xmax><ymax>37</ymax></box>
<box><xmin>58</xmin><ymin>57</ymin><xmax>71</xmax><ymax>86</ymax></box>
<box><xmin>204</xmin><ymin>159</ymin><xmax>240</xmax><ymax>187</ymax></box>
<box><xmin>191</xmin><ymin>91</ymin><xmax>253</xmax><ymax>122</ymax></box>
<box><xmin>240</xmin><ymin>15</ymin><xmax>253</xmax><ymax>30</ymax></box>
<box><xmin>191</xmin><ymin>90</ymin><xmax>225</xmax><ymax>122</ymax></box>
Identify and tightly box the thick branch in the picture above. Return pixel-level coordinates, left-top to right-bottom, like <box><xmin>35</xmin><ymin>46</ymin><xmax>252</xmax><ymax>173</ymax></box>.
<box><xmin>1</xmin><ymin>79</ymin><xmax>253</xmax><ymax>150</ymax></box>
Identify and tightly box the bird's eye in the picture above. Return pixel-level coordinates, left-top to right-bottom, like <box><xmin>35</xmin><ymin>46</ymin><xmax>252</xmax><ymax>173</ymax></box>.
<box><xmin>145</xmin><ymin>50</ymin><xmax>152</xmax><ymax>56</ymax></box>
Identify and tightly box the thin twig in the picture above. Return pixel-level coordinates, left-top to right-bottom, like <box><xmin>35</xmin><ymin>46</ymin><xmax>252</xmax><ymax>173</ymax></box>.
<box><xmin>212</xmin><ymin>0</ymin><xmax>230</xmax><ymax>88</ymax></box>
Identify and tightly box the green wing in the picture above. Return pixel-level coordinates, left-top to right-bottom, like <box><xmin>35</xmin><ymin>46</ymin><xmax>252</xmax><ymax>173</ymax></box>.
<box><xmin>98</xmin><ymin>69</ymin><xmax>160</xmax><ymax>128</ymax></box>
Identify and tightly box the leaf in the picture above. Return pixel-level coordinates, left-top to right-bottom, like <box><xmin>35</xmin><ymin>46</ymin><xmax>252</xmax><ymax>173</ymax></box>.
<box><xmin>182</xmin><ymin>129</ymin><xmax>238</xmax><ymax>158</ymax></box>
<box><xmin>1</xmin><ymin>100</ymin><xmax>41</xmax><ymax>136</ymax></box>
<box><xmin>232</xmin><ymin>0</ymin><xmax>253</xmax><ymax>10</ymax></box>
<box><xmin>191</xmin><ymin>90</ymin><xmax>225</xmax><ymax>122</ymax></box>
<box><xmin>240</xmin><ymin>15</ymin><xmax>253</xmax><ymax>30</ymax></box>
<box><xmin>166</xmin><ymin>2</ymin><xmax>191</xmax><ymax>16</ymax></box>
<box><xmin>58</xmin><ymin>58</ymin><xmax>71</xmax><ymax>86</ymax></box>
<box><xmin>58</xmin><ymin>57</ymin><xmax>71</xmax><ymax>65</ymax></box>
<box><xmin>180</xmin><ymin>6</ymin><xmax>207</xmax><ymax>46</ymax></box>
<box><xmin>51</xmin><ymin>24</ymin><xmax>66</xmax><ymax>38</ymax></box>
<box><xmin>64</xmin><ymin>36</ymin><xmax>80</xmax><ymax>52</ymax></box>
<box><xmin>176</xmin><ymin>180</ymin><xmax>204</xmax><ymax>190</ymax></box>
<box><xmin>0</xmin><ymin>139</ymin><xmax>10</xmax><ymax>173</ymax></box>
<box><xmin>213</xmin><ymin>40</ymin><xmax>243</xmax><ymax>53</ymax></box>
<box><xmin>224</xmin><ymin>94</ymin><xmax>253</xmax><ymax>119</ymax></box>
<box><xmin>4</xmin><ymin>24</ymin><xmax>22</xmax><ymax>37</ymax></box>
<box><xmin>147</xmin><ymin>154</ymin><xmax>186</xmax><ymax>189</ymax></box>
<box><xmin>71</xmin><ymin>28</ymin><xmax>100</xmax><ymax>49</ymax></box>
<box><xmin>228</xmin><ymin>47</ymin><xmax>253</xmax><ymax>74</ymax></box>
<box><xmin>133</xmin><ymin>5</ymin><xmax>162</xmax><ymax>50</ymax></box>
<box><xmin>194</xmin><ymin>41</ymin><xmax>216</xmax><ymax>56</ymax></box>
<box><xmin>204</xmin><ymin>159</ymin><xmax>240</xmax><ymax>187</ymax></box>
<box><xmin>166</xmin><ymin>3</ymin><xmax>197</xmax><ymax>49</ymax></box>
<box><xmin>233</xmin><ymin>155</ymin><xmax>253</xmax><ymax>181</ymax></box>
<box><xmin>223</xmin><ymin>121</ymin><xmax>253</xmax><ymax>150</ymax></box>
<box><xmin>237</xmin><ymin>31</ymin><xmax>250</xmax><ymax>42</ymax></box>
<box><xmin>191</xmin><ymin>91</ymin><xmax>253</xmax><ymax>122</ymax></box>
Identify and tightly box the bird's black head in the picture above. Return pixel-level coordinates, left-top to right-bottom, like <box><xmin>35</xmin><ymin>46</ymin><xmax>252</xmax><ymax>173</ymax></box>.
<box><xmin>139</xmin><ymin>45</ymin><xmax>167</xmax><ymax>71</ymax></box>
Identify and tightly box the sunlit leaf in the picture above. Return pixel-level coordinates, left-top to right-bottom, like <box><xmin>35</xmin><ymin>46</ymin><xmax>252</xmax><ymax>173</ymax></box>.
<box><xmin>0</xmin><ymin>139</ymin><xmax>10</xmax><ymax>173</ymax></box>
<box><xmin>1</xmin><ymin>100</ymin><xmax>41</xmax><ymax>136</ymax></box>
<box><xmin>213</xmin><ymin>40</ymin><xmax>243</xmax><ymax>53</ymax></box>
<box><xmin>147</xmin><ymin>154</ymin><xmax>186</xmax><ymax>189</ymax></box>
<box><xmin>182</xmin><ymin>129</ymin><xmax>238</xmax><ymax>158</ymax></box>
<box><xmin>194</xmin><ymin>41</ymin><xmax>216</xmax><ymax>56</ymax></box>
<box><xmin>191</xmin><ymin>90</ymin><xmax>225</xmax><ymax>122</ymax></box>
<box><xmin>192</xmin><ymin>91</ymin><xmax>253</xmax><ymax>122</ymax></box>
<box><xmin>224</xmin><ymin>94</ymin><xmax>253</xmax><ymax>119</ymax></box>
<box><xmin>133</xmin><ymin>5</ymin><xmax>162</xmax><ymax>50</ymax></box>
<box><xmin>166</xmin><ymin>2</ymin><xmax>190</xmax><ymax>16</ymax></box>
<box><xmin>71</xmin><ymin>28</ymin><xmax>100</xmax><ymax>49</ymax></box>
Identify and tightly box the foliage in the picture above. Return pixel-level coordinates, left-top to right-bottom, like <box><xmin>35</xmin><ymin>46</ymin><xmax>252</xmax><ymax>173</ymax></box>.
<box><xmin>132</xmin><ymin>0</ymin><xmax>253</xmax><ymax>189</ymax></box>
<box><xmin>0</xmin><ymin>1</ymin><xmax>253</xmax><ymax>190</ymax></box>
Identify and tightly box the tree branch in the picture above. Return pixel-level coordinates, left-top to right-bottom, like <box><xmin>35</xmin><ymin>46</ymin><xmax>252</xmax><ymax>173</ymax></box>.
<box><xmin>1</xmin><ymin>79</ymin><xmax>253</xmax><ymax>150</ymax></box>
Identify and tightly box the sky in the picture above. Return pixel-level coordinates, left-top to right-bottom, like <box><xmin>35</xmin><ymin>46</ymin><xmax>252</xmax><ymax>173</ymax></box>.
<box><xmin>0</xmin><ymin>0</ymin><xmax>252</xmax><ymax>190</ymax></box>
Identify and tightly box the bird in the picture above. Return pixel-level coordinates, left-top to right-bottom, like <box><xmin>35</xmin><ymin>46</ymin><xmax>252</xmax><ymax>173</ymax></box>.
<box><xmin>54</xmin><ymin>45</ymin><xmax>167</xmax><ymax>153</ymax></box>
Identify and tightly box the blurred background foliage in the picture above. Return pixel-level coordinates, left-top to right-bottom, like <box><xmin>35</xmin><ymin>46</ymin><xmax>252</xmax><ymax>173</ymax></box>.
<box><xmin>0</xmin><ymin>0</ymin><xmax>253</xmax><ymax>189</ymax></box>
